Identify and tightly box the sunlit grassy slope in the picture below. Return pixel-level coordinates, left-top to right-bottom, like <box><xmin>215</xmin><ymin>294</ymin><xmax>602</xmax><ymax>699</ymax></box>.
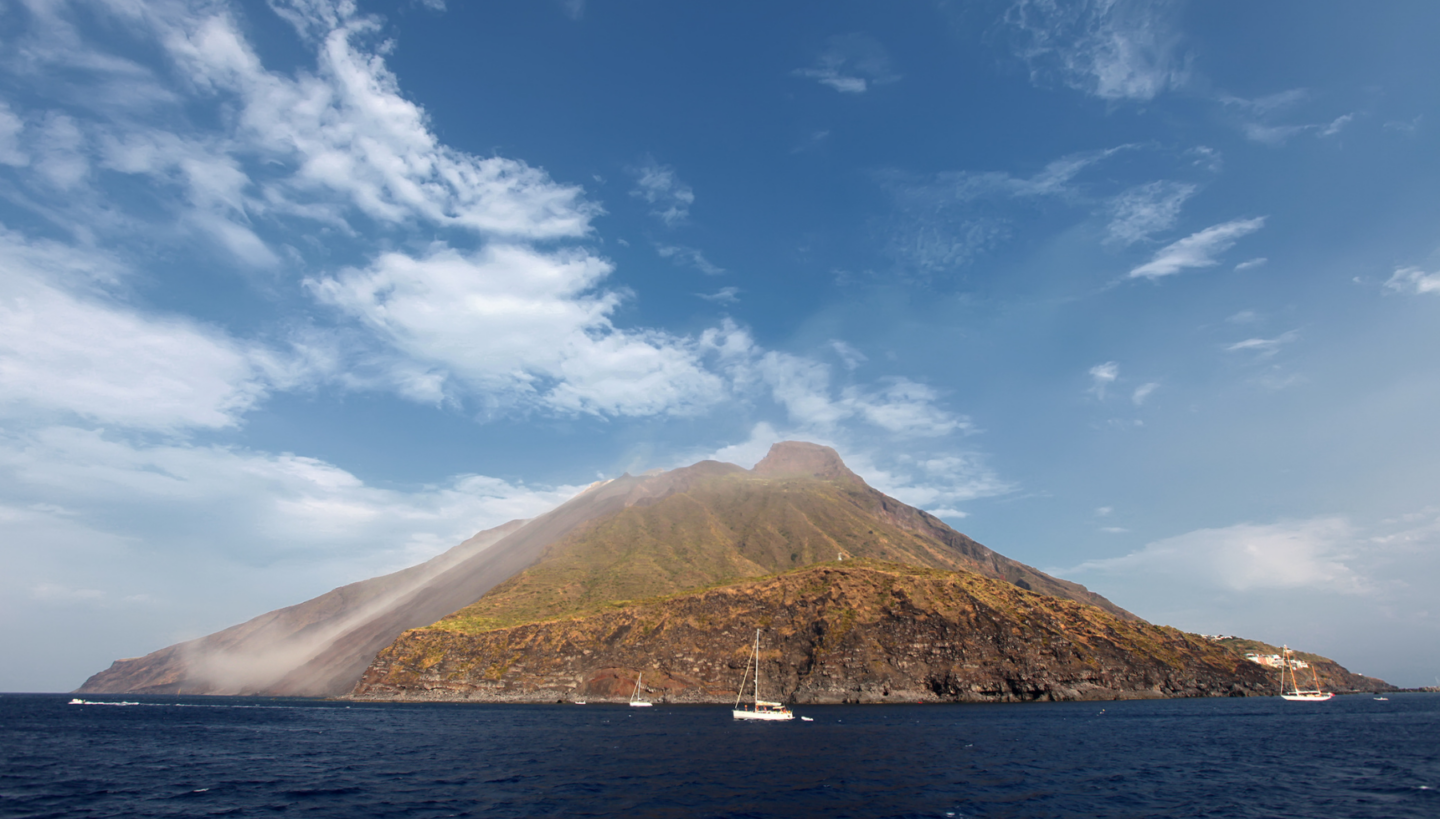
<box><xmin>431</xmin><ymin>466</ymin><xmax>1123</xmax><ymax>635</ymax></box>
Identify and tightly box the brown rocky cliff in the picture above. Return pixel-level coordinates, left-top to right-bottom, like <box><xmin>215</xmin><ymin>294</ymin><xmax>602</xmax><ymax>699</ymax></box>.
<box><xmin>351</xmin><ymin>562</ymin><xmax>1276</xmax><ymax>704</ymax></box>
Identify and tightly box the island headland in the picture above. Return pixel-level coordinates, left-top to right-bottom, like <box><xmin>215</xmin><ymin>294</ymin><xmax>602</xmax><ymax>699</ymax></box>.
<box><xmin>78</xmin><ymin>442</ymin><xmax>1392</xmax><ymax>701</ymax></box>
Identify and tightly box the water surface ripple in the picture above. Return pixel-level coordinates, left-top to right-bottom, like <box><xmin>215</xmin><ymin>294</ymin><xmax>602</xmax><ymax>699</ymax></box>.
<box><xmin>2</xmin><ymin>693</ymin><xmax>1436</xmax><ymax>817</ymax></box>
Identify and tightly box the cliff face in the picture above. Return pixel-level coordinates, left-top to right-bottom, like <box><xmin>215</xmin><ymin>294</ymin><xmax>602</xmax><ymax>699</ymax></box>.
<box><xmin>352</xmin><ymin>562</ymin><xmax>1277</xmax><ymax>704</ymax></box>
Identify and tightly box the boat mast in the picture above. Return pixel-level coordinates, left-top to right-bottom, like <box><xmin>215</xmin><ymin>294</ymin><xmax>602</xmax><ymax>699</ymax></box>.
<box><xmin>734</xmin><ymin>648</ymin><xmax>752</xmax><ymax>709</ymax></box>
<box><xmin>1308</xmin><ymin>657</ymin><xmax>1324</xmax><ymax>693</ymax></box>
<box><xmin>753</xmin><ymin>629</ymin><xmax>762</xmax><ymax>704</ymax></box>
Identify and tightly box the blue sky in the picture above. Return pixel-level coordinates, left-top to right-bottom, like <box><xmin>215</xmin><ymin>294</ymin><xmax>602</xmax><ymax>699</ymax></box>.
<box><xmin>2</xmin><ymin>0</ymin><xmax>1438</xmax><ymax>691</ymax></box>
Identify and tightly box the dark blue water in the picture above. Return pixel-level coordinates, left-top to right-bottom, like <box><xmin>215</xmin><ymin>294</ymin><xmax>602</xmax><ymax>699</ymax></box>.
<box><xmin>2</xmin><ymin>694</ymin><xmax>1436</xmax><ymax>818</ymax></box>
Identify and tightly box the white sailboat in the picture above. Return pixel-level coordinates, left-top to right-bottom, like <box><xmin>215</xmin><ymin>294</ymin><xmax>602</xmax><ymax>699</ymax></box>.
<box><xmin>733</xmin><ymin>629</ymin><xmax>794</xmax><ymax>721</ymax></box>
<box><xmin>1279</xmin><ymin>645</ymin><xmax>1333</xmax><ymax>702</ymax></box>
<box><xmin>629</xmin><ymin>672</ymin><xmax>653</xmax><ymax>707</ymax></box>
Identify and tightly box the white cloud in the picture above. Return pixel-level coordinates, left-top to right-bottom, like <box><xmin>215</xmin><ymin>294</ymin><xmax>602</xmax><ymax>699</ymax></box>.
<box><xmin>864</xmin><ymin>452</ymin><xmax>1013</xmax><ymax>512</ymax></box>
<box><xmin>1234</xmin><ymin>257</ymin><xmax>1267</xmax><ymax>272</ymax></box>
<box><xmin>794</xmin><ymin>33</ymin><xmax>899</xmax><ymax>94</ymax></box>
<box><xmin>1320</xmin><ymin>113</ymin><xmax>1354</xmax><ymax>137</ymax></box>
<box><xmin>928</xmin><ymin>508</ymin><xmax>968</xmax><ymax>519</ymax></box>
<box><xmin>749</xmin><ymin>350</ymin><xmax>968</xmax><ymax>438</ymax></box>
<box><xmin>0</xmin><ymin>425</ymin><xmax>582</xmax><ymax>572</ymax></box>
<box><xmin>697</xmin><ymin>286</ymin><xmax>740</xmax><ymax>305</ymax></box>
<box><xmin>1225</xmin><ymin>330</ymin><xmax>1299</xmax><ymax>357</ymax></box>
<box><xmin>1005</xmin><ymin>0</ymin><xmax>1186</xmax><ymax>101</ymax></box>
<box><xmin>829</xmin><ymin>340</ymin><xmax>867</xmax><ymax>371</ymax></box>
<box><xmin>1384</xmin><ymin>267</ymin><xmax>1440</xmax><ymax>296</ymax></box>
<box><xmin>1128</xmin><ymin>217</ymin><xmax>1266</xmax><ymax>279</ymax></box>
<box><xmin>629</xmin><ymin>158</ymin><xmax>694</xmax><ymax>226</ymax></box>
<box><xmin>1241</xmin><ymin>122</ymin><xmax>1313</xmax><ymax>146</ymax></box>
<box><xmin>1065</xmin><ymin>518</ymin><xmax>1370</xmax><ymax>595</ymax></box>
<box><xmin>8</xmin><ymin>0</ymin><xmax>599</xmax><ymax>259</ymax></box>
<box><xmin>657</xmin><ymin>244</ymin><xmax>725</xmax><ymax>275</ymax></box>
<box><xmin>309</xmin><ymin>243</ymin><xmax>727</xmax><ymax>417</ymax></box>
<box><xmin>1220</xmin><ymin>91</ymin><xmax>1353</xmax><ymax>146</ymax></box>
<box><xmin>1106</xmin><ymin>180</ymin><xmax>1196</xmax><ymax>245</ymax></box>
<box><xmin>842</xmin><ymin>380</ymin><xmax>968</xmax><ymax>436</ymax></box>
<box><xmin>1220</xmin><ymin>89</ymin><xmax>1309</xmax><ymax>116</ymax></box>
<box><xmin>0</xmin><ymin>231</ymin><xmax>274</xmax><ymax>431</ymax></box>
<box><xmin>1089</xmin><ymin>361</ymin><xmax>1119</xmax><ymax>398</ymax></box>
<box><xmin>0</xmin><ymin>101</ymin><xmax>28</xmax><ymax>166</ymax></box>
<box><xmin>1384</xmin><ymin>116</ymin><xmax>1422</xmax><ymax>136</ymax></box>
<box><xmin>1131</xmin><ymin>382</ymin><xmax>1158</xmax><ymax>405</ymax></box>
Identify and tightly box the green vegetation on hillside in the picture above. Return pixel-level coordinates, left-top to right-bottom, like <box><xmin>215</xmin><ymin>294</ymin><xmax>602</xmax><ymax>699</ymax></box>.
<box><xmin>431</xmin><ymin>471</ymin><xmax>1034</xmax><ymax>635</ymax></box>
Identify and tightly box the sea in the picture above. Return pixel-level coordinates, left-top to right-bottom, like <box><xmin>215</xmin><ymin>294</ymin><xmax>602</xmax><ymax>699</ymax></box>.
<box><xmin>1</xmin><ymin>693</ymin><xmax>1436</xmax><ymax>818</ymax></box>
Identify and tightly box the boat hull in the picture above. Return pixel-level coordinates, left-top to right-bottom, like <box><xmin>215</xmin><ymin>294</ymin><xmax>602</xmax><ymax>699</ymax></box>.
<box><xmin>732</xmin><ymin>708</ymin><xmax>793</xmax><ymax>721</ymax></box>
<box><xmin>1280</xmin><ymin>692</ymin><xmax>1333</xmax><ymax>701</ymax></box>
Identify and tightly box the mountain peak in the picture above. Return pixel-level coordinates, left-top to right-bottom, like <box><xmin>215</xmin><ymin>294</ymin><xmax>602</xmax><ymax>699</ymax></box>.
<box><xmin>751</xmin><ymin>441</ymin><xmax>860</xmax><ymax>482</ymax></box>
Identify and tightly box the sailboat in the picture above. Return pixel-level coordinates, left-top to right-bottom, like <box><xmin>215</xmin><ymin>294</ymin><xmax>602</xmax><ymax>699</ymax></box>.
<box><xmin>629</xmin><ymin>672</ymin><xmax>653</xmax><ymax>707</ymax></box>
<box><xmin>733</xmin><ymin>629</ymin><xmax>794</xmax><ymax>721</ymax></box>
<box><xmin>1279</xmin><ymin>645</ymin><xmax>1333</xmax><ymax>702</ymax></box>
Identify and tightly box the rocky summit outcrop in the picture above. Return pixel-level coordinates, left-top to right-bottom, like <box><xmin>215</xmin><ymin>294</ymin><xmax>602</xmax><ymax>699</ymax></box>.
<box><xmin>351</xmin><ymin>561</ymin><xmax>1278</xmax><ymax>704</ymax></box>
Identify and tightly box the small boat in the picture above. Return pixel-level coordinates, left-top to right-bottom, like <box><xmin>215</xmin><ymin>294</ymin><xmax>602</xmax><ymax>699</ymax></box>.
<box><xmin>800</xmin><ymin>716</ymin><xmax>814</xmax><ymax>722</ymax></box>
<box><xmin>629</xmin><ymin>673</ymin><xmax>652</xmax><ymax>707</ymax></box>
<box><xmin>68</xmin><ymin>698</ymin><xmax>84</xmax><ymax>705</ymax></box>
<box><xmin>573</xmin><ymin>700</ymin><xmax>587</xmax><ymax>705</ymax></box>
<box><xmin>1374</xmin><ymin>697</ymin><xmax>1389</xmax><ymax>701</ymax></box>
<box><xmin>733</xmin><ymin>629</ymin><xmax>794</xmax><ymax>721</ymax></box>
<box><xmin>1279</xmin><ymin>645</ymin><xmax>1333</xmax><ymax>702</ymax></box>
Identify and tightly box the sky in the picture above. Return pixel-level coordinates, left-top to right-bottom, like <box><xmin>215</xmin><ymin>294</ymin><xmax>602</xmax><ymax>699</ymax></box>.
<box><xmin>1</xmin><ymin>0</ymin><xmax>1437</xmax><ymax>691</ymax></box>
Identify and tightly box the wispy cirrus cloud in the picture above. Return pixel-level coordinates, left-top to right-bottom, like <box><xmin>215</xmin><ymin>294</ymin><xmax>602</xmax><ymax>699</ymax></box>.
<box><xmin>657</xmin><ymin>244</ymin><xmax>725</xmax><ymax>275</ymax></box>
<box><xmin>697</xmin><ymin>286</ymin><xmax>739</xmax><ymax>305</ymax></box>
<box><xmin>1128</xmin><ymin>217</ymin><xmax>1266</xmax><ymax>279</ymax></box>
<box><xmin>794</xmin><ymin>33</ymin><xmax>900</xmax><ymax>94</ymax></box>
<box><xmin>1131</xmin><ymin>382</ymin><xmax>1158</xmax><ymax>405</ymax></box>
<box><xmin>878</xmin><ymin>146</ymin><xmax>1128</xmax><ymax>274</ymax></box>
<box><xmin>1106</xmin><ymin>180</ymin><xmax>1197</xmax><ymax>245</ymax></box>
<box><xmin>1004</xmin><ymin>0</ymin><xmax>1187</xmax><ymax>102</ymax></box>
<box><xmin>1384</xmin><ymin>267</ymin><xmax>1440</xmax><ymax>296</ymax></box>
<box><xmin>1225</xmin><ymin>330</ymin><xmax>1299</xmax><ymax>357</ymax></box>
<box><xmin>829</xmin><ymin>340</ymin><xmax>867</xmax><ymax>371</ymax></box>
<box><xmin>1088</xmin><ymin>361</ymin><xmax>1119</xmax><ymax>398</ymax></box>
<box><xmin>629</xmin><ymin>158</ymin><xmax>694</xmax><ymax>226</ymax></box>
<box><xmin>1220</xmin><ymin>90</ymin><xmax>1355</xmax><ymax>145</ymax></box>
